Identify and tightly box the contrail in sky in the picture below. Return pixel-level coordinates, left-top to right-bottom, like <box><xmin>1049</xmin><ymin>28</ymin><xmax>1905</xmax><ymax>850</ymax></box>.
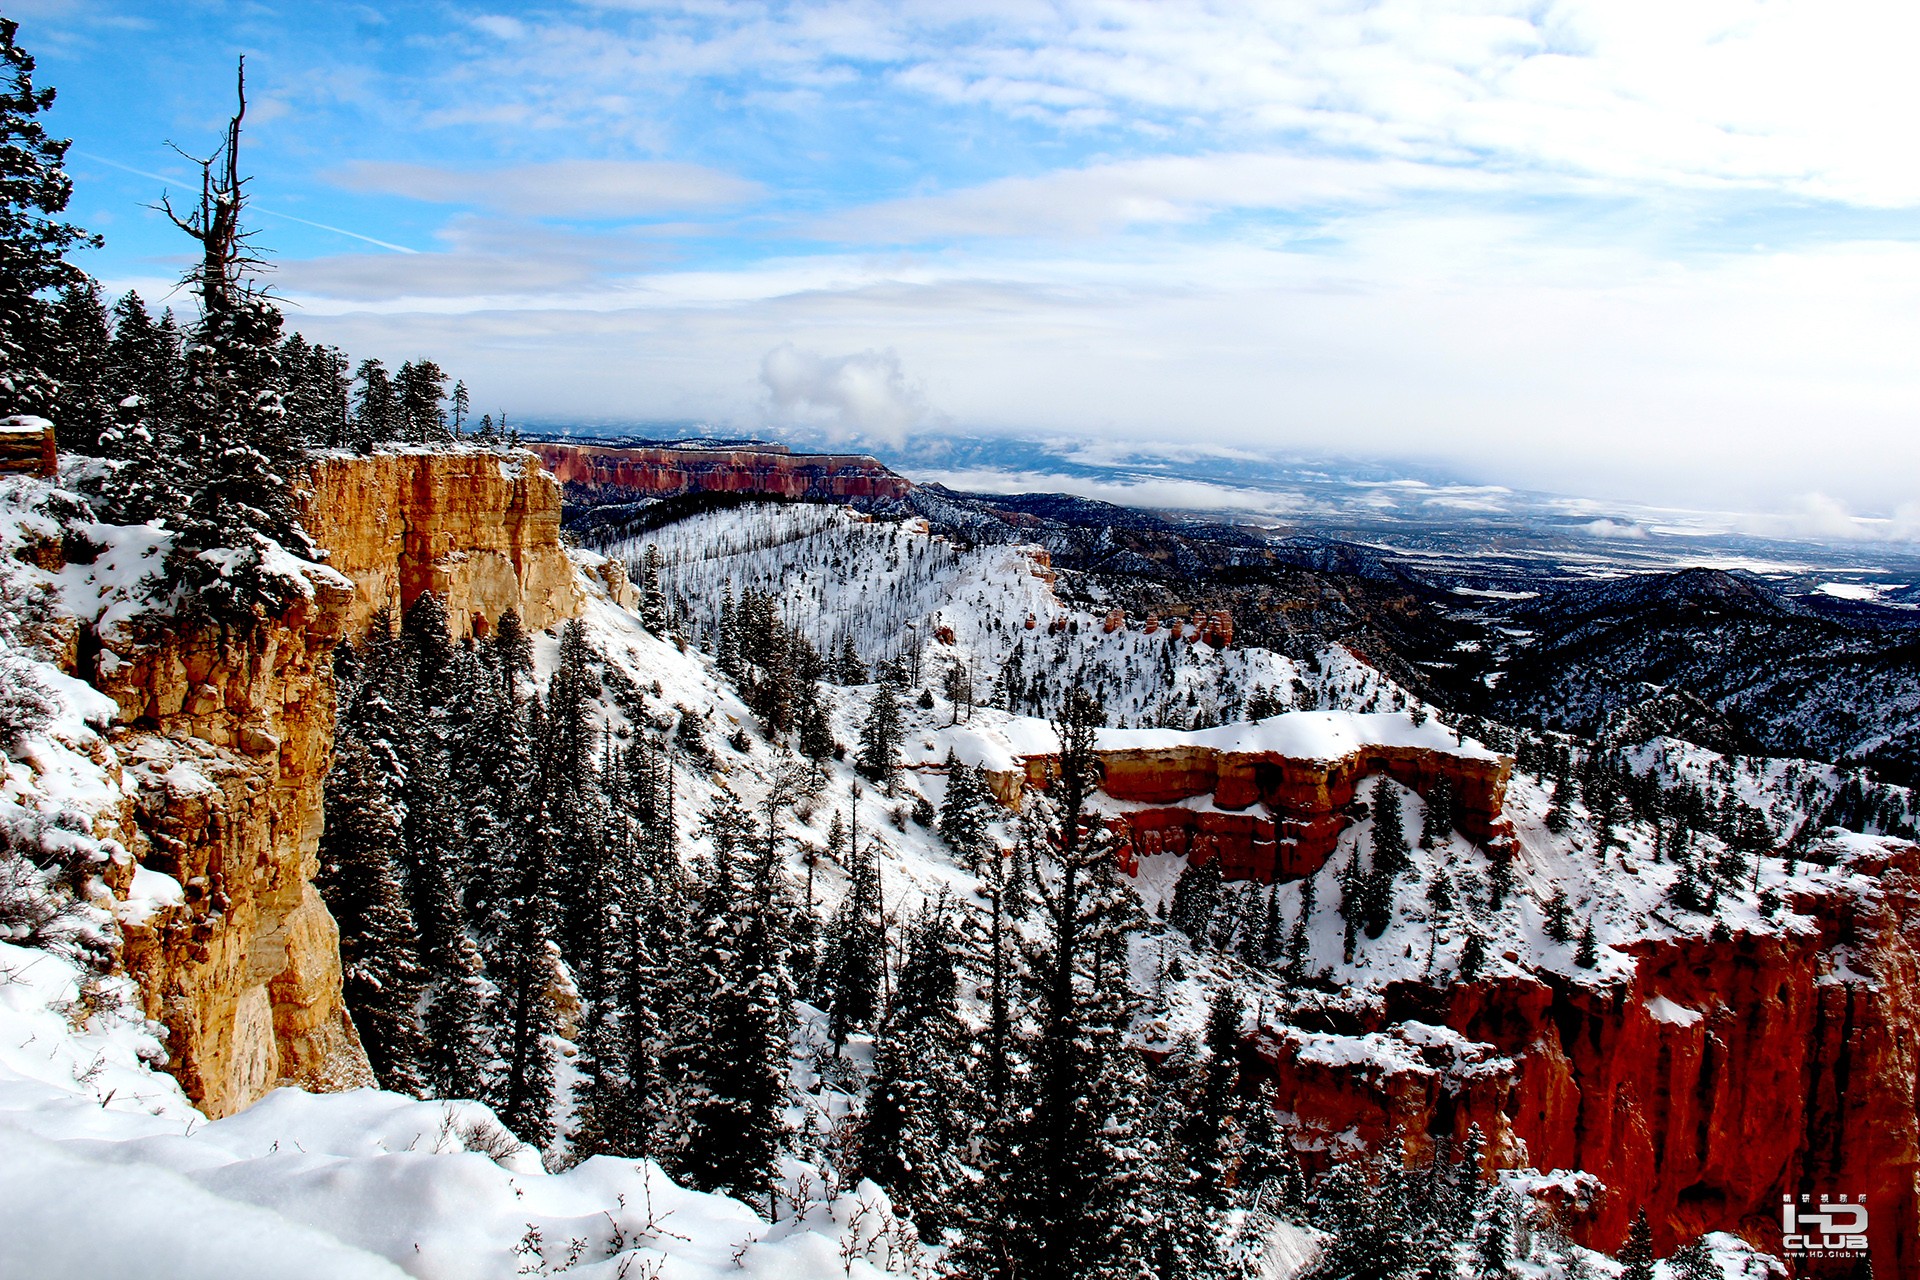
<box><xmin>74</xmin><ymin>150</ymin><xmax>420</xmax><ymax>254</ymax></box>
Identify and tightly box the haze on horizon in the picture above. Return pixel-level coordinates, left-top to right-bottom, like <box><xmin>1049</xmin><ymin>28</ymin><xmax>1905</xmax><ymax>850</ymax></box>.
<box><xmin>27</xmin><ymin>0</ymin><xmax>1920</xmax><ymax>530</ymax></box>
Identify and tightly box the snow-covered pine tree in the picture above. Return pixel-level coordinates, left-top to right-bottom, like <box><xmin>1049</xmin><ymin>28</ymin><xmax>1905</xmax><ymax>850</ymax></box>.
<box><xmin>350</xmin><ymin>357</ymin><xmax>394</xmax><ymax>450</ymax></box>
<box><xmin>1186</xmin><ymin>986</ymin><xmax>1244</xmax><ymax>1205</ymax></box>
<box><xmin>858</xmin><ymin>673</ymin><xmax>903</xmax><ymax>787</ymax></box>
<box><xmin>1668</xmin><ymin>1237</ymin><xmax>1720</xmax><ymax>1280</ymax></box>
<box><xmin>282</xmin><ymin>332</ymin><xmax>349</xmax><ymax>449</ymax></box>
<box><xmin>1574</xmin><ymin>920</ymin><xmax>1599</xmax><ymax>968</ymax></box>
<box><xmin>1169</xmin><ymin>853</ymin><xmax>1223</xmax><ymax>944</ymax></box>
<box><xmin>823</xmin><ymin>786</ymin><xmax>885</xmax><ymax>1046</ymax></box>
<box><xmin>680</xmin><ymin>805</ymin><xmax>795</xmax><ymax>1207</ymax></box>
<box><xmin>1361</xmin><ymin>779</ymin><xmax>1411</xmax><ymax>938</ymax></box>
<box><xmin>1617</xmin><ymin>1210</ymin><xmax>1655</xmax><ymax>1280</ymax></box>
<box><xmin>992</xmin><ymin>683</ymin><xmax>1165</xmax><ymax>1280</ymax></box>
<box><xmin>47</xmin><ymin>278</ymin><xmax>112</xmax><ymax>454</ymax></box>
<box><xmin>0</xmin><ymin>18</ymin><xmax>98</xmax><ymax>420</ymax></box>
<box><xmin>395</xmin><ymin>358</ymin><xmax>448</xmax><ymax>443</ymax></box>
<box><xmin>1544</xmin><ymin>886</ymin><xmax>1573</xmax><ymax>943</ymax></box>
<box><xmin>1140</xmin><ymin>1081</ymin><xmax>1231</xmax><ymax>1280</ymax></box>
<box><xmin>317</xmin><ymin>729</ymin><xmax>432</xmax><ymax>1096</ymax></box>
<box><xmin>1284</xmin><ymin>872</ymin><xmax>1315</xmax><ymax>981</ymax></box>
<box><xmin>96</xmin><ymin>292</ymin><xmax>188</xmax><ymax>522</ymax></box>
<box><xmin>494</xmin><ymin>696</ymin><xmax>561</xmax><ymax>1149</ymax></box>
<box><xmin>153</xmin><ymin>62</ymin><xmax>313</xmax><ymax>616</ymax></box>
<box><xmin>938</xmin><ymin>751</ymin><xmax>998</xmax><ymax>872</ymax></box>
<box><xmin>639</xmin><ymin>544</ymin><xmax>670</xmax><ymax>633</ymax></box>
<box><xmin>859</xmin><ymin>897</ymin><xmax>971</xmax><ymax>1237</ymax></box>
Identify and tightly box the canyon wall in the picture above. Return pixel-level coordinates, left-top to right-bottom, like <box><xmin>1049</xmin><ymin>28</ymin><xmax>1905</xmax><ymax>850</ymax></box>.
<box><xmin>98</xmin><ymin>573</ymin><xmax>376</xmax><ymax>1119</ymax></box>
<box><xmin>1006</xmin><ymin>740</ymin><xmax>1512</xmax><ymax>882</ymax></box>
<box><xmin>530</xmin><ymin>441</ymin><xmax>913</xmax><ymax>504</ymax></box>
<box><xmin>302</xmin><ymin>449</ymin><xmax>585</xmax><ymax>642</ymax></box>
<box><xmin>76</xmin><ymin>449</ymin><xmax>599</xmax><ymax>1118</ymax></box>
<box><xmin>1250</xmin><ymin>841</ymin><xmax>1920</xmax><ymax>1276</ymax></box>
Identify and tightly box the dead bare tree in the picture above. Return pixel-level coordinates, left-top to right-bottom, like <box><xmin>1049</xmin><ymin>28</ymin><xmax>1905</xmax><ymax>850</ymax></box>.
<box><xmin>157</xmin><ymin>56</ymin><xmax>268</xmax><ymax>316</ymax></box>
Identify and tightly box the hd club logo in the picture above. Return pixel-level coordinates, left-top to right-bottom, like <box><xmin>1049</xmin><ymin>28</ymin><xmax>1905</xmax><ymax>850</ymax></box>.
<box><xmin>1781</xmin><ymin>1194</ymin><xmax>1870</xmax><ymax>1258</ymax></box>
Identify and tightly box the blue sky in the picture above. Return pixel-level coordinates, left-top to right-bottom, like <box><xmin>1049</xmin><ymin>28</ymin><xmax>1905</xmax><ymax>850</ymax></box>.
<box><xmin>19</xmin><ymin>1</ymin><xmax>1920</xmax><ymax>528</ymax></box>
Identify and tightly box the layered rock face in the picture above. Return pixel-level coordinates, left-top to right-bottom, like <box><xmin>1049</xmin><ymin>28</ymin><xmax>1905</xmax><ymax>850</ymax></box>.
<box><xmin>531</xmin><ymin>441</ymin><xmax>913</xmax><ymax>504</ymax></box>
<box><xmin>75</xmin><ymin>450</ymin><xmax>599</xmax><ymax>1118</ymax></box>
<box><xmin>99</xmin><ymin>578</ymin><xmax>375</xmax><ymax>1118</ymax></box>
<box><xmin>1013</xmin><ymin>740</ymin><xmax>1511</xmax><ymax>882</ymax></box>
<box><xmin>302</xmin><ymin>450</ymin><xmax>584</xmax><ymax>641</ymax></box>
<box><xmin>1251</xmin><ymin>843</ymin><xmax>1920</xmax><ymax>1277</ymax></box>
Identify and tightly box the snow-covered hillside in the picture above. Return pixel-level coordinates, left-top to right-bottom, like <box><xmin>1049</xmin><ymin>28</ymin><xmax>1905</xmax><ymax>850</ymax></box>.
<box><xmin>604</xmin><ymin>502</ymin><xmax>1418</xmax><ymax>731</ymax></box>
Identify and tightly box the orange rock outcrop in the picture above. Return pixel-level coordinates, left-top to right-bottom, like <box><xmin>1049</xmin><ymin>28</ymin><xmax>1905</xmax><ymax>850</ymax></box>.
<box><xmin>98</xmin><ymin>576</ymin><xmax>375</xmax><ymax>1118</ymax></box>
<box><xmin>302</xmin><ymin>450</ymin><xmax>585</xmax><ymax>641</ymax></box>
<box><xmin>70</xmin><ymin>449</ymin><xmax>602</xmax><ymax>1118</ymax></box>
<box><xmin>1011</xmin><ymin>739</ymin><xmax>1511</xmax><ymax>882</ymax></box>
<box><xmin>530</xmin><ymin>441</ymin><xmax>912</xmax><ymax>503</ymax></box>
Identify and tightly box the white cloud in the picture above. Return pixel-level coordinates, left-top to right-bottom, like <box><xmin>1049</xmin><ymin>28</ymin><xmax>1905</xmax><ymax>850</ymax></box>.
<box><xmin>444</xmin><ymin>2</ymin><xmax>1920</xmax><ymax>207</ymax></box>
<box><xmin>328</xmin><ymin>159</ymin><xmax>761</xmax><ymax>218</ymax></box>
<box><xmin>759</xmin><ymin>344</ymin><xmax>934</xmax><ymax>446</ymax></box>
<box><xmin>1582</xmin><ymin>518</ymin><xmax>1649</xmax><ymax>539</ymax></box>
<box><xmin>812</xmin><ymin>151</ymin><xmax>1499</xmax><ymax>242</ymax></box>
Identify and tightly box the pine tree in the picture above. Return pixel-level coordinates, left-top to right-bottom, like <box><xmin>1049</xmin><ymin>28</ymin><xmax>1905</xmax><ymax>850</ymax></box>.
<box><xmin>1669</xmin><ymin>1238</ymin><xmax>1719</xmax><ymax>1280</ymax></box>
<box><xmin>318</xmin><ymin>730</ymin><xmax>432</xmax><ymax>1096</ymax></box>
<box><xmin>283</xmin><ymin>333</ymin><xmax>349</xmax><ymax>449</ymax></box>
<box><xmin>495</xmin><ymin>699</ymin><xmax>560</xmax><ymax>1148</ymax></box>
<box><xmin>1544</xmin><ymin>887</ymin><xmax>1573</xmax><ymax>943</ymax></box>
<box><xmin>351</xmin><ymin>357</ymin><xmax>394</xmax><ymax>449</ymax></box>
<box><xmin>1187</xmin><ymin>987</ymin><xmax>1244</xmax><ymax>1204</ymax></box>
<box><xmin>991</xmin><ymin>682</ymin><xmax>1161</xmax><ymax>1280</ymax></box>
<box><xmin>1421</xmin><ymin>776</ymin><xmax>1456</xmax><ymax>849</ymax></box>
<box><xmin>823</xmin><ymin>787</ymin><xmax>885</xmax><ymax>1045</ymax></box>
<box><xmin>938</xmin><ymin>752</ymin><xmax>998</xmax><ymax>872</ymax></box>
<box><xmin>858</xmin><ymin>674</ymin><xmax>903</xmax><ymax>787</ymax></box>
<box><xmin>639</xmin><ymin>544</ymin><xmax>670</xmax><ymax>632</ymax></box>
<box><xmin>1476</xmin><ymin>1187</ymin><xmax>1514</xmax><ymax>1279</ymax></box>
<box><xmin>96</xmin><ymin>291</ymin><xmax>186</xmax><ymax>523</ymax></box>
<box><xmin>153</xmin><ymin>62</ymin><xmax>312</xmax><ymax>616</ymax></box>
<box><xmin>1459</xmin><ymin>927</ymin><xmax>1488</xmax><ymax>978</ymax></box>
<box><xmin>1284</xmin><ymin>873</ymin><xmax>1315</xmax><ymax>981</ymax></box>
<box><xmin>1574</xmin><ymin>920</ymin><xmax>1599</xmax><ymax>969</ymax></box>
<box><xmin>0</xmin><ymin>18</ymin><xmax>99</xmax><ymax>420</ymax></box>
<box><xmin>860</xmin><ymin>899</ymin><xmax>971</xmax><ymax>1237</ymax></box>
<box><xmin>395</xmin><ymin>358</ymin><xmax>448</xmax><ymax>443</ymax></box>
<box><xmin>1618</xmin><ymin>1211</ymin><xmax>1655</xmax><ymax>1280</ymax></box>
<box><xmin>47</xmin><ymin>277</ymin><xmax>113</xmax><ymax>454</ymax></box>
<box><xmin>681</xmin><ymin>815</ymin><xmax>795</xmax><ymax>1207</ymax></box>
<box><xmin>1169</xmin><ymin>853</ymin><xmax>1223</xmax><ymax>944</ymax></box>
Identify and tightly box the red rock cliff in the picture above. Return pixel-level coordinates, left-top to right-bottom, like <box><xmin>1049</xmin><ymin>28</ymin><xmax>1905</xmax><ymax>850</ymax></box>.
<box><xmin>530</xmin><ymin>441</ymin><xmax>913</xmax><ymax>503</ymax></box>
<box><xmin>1249</xmin><ymin>841</ymin><xmax>1920</xmax><ymax>1277</ymax></box>
<box><xmin>1011</xmin><ymin>739</ymin><xmax>1511</xmax><ymax>882</ymax></box>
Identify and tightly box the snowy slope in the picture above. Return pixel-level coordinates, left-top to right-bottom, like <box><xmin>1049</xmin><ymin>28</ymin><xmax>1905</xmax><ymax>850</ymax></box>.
<box><xmin>601</xmin><ymin>501</ymin><xmax>1411</xmax><ymax>731</ymax></box>
<box><xmin>0</xmin><ymin>940</ymin><xmax>920</xmax><ymax>1280</ymax></box>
